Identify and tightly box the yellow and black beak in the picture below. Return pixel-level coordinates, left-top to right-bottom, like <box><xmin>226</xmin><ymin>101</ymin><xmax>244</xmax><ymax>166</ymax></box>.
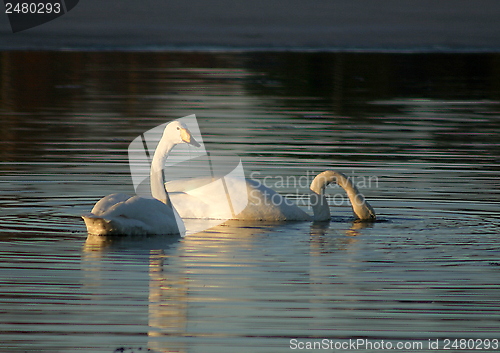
<box><xmin>180</xmin><ymin>127</ymin><xmax>201</xmax><ymax>147</ymax></box>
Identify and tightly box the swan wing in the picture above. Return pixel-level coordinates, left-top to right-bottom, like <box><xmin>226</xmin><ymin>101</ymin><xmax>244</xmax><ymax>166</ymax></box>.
<box><xmin>90</xmin><ymin>193</ymin><xmax>131</xmax><ymax>216</ymax></box>
<box><xmin>168</xmin><ymin>176</ymin><xmax>248</xmax><ymax>219</ymax></box>
<box><xmin>167</xmin><ymin>176</ymin><xmax>311</xmax><ymax>221</ymax></box>
<box><xmin>170</xmin><ymin>190</ymin><xmax>233</xmax><ymax>219</ymax></box>
<box><xmin>240</xmin><ymin>179</ymin><xmax>311</xmax><ymax>221</ymax></box>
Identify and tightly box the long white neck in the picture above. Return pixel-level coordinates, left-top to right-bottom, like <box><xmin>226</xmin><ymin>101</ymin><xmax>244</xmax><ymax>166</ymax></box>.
<box><xmin>150</xmin><ymin>137</ymin><xmax>174</xmax><ymax>205</ymax></box>
<box><xmin>310</xmin><ymin>171</ymin><xmax>376</xmax><ymax>221</ymax></box>
<box><xmin>309</xmin><ymin>172</ymin><xmax>332</xmax><ymax>221</ymax></box>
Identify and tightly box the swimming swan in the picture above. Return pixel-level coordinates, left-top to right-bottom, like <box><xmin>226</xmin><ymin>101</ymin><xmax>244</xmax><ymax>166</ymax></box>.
<box><xmin>82</xmin><ymin>121</ymin><xmax>200</xmax><ymax>236</ymax></box>
<box><xmin>167</xmin><ymin>170</ymin><xmax>376</xmax><ymax>221</ymax></box>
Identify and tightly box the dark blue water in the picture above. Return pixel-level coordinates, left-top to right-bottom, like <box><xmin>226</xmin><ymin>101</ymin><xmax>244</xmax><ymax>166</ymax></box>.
<box><xmin>1</xmin><ymin>52</ymin><xmax>499</xmax><ymax>353</ymax></box>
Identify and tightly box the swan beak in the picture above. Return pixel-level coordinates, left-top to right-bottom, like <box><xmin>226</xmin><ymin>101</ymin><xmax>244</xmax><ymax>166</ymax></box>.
<box><xmin>180</xmin><ymin>128</ymin><xmax>201</xmax><ymax>147</ymax></box>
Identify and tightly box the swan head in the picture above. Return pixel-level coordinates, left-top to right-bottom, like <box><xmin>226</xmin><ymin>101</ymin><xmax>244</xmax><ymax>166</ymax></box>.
<box><xmin>164</xmin><ymin>121</ymin><xmax>201</xmax><ymax>147</ymax></box>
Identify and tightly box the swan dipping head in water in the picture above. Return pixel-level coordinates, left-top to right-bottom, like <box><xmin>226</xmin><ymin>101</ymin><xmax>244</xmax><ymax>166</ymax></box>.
<box><xmin>82</xmin><ymin>121</ymin><xmax>200</xmax><ymax>236</ymax></box>
<box><xmin>310</xmin><ymin>170</ymin><xmax>376</xmax><ymax>221</ymax></box>
<box><xmin>167</xmin><ymin>167</ymin><xmax>375</xmax><ymax>222</ymax></box>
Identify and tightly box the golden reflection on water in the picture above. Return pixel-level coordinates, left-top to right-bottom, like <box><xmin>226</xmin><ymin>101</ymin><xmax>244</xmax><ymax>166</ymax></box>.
<box><xmin>308</xmin><ymin>220</ymin><xmax>374</xmax><ymax>257</ymax></box>
<box><xmin>81</xmin><ymin>218</ymin><xmax>370</xmax><ymax>352</ymax></box>
<box><xmin>148</xmin><ymin>249</ymin><xmax>188</xmax><ymax>353</ymax></box>
<box><xmin>2</xmin><ymin>51</ymin><xmax>500</xmax><ymax>352</ymax></box>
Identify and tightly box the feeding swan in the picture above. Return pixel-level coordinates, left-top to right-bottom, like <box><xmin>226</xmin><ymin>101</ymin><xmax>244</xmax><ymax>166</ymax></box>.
<box><xmin>82</xmin><ymin>121</ymin><xmax>200</xmax><ymax>236</ymax></box>
<box><xmin>167</xmin><ymin>170</ymin><xmax>376</xmax><ymax>222</ymax></box>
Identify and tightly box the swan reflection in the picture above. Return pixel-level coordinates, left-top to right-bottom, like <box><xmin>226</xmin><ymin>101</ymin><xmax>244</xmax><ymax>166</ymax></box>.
<box><xmin>81</xmin><ymin>216</ymin><xmax>374</xmax><ymax>352</ymax></box>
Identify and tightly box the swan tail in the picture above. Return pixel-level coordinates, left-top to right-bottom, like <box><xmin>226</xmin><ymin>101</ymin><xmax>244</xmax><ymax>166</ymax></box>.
<box><xmin>82</xmin><ymin>213</ymin><xmax>182</xmax><ymax>236</ymax></box>
<box><xmin>82</xmin><ymin>213</ymin><xmax>149</xmax><ymax>236</ymax></box>
<box><xmin>82</xmin><ymin>213</ymin><xmax>123</xmax><ymax>236</ymax></box>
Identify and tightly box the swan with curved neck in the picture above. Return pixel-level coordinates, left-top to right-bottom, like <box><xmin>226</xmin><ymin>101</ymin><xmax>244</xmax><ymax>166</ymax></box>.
<box><xmin>82</xmin><ymin>121</ymin><xmax>200</xmax><ymax>236</ymax></box>
<box><xmin>168</xmin><ymin>170</ymin><xmax>376</xmax><ymax>222</ymax></box>
<box><xmin>310</xmin><ymin>170</ymin><xmax>376</xmax><ymax>221</ymax></box>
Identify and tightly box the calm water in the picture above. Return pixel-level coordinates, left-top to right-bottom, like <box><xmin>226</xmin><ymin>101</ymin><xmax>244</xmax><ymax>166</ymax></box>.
<box><xmin>1</xmin><ymin>52</ymin><xmax>500</xmax><ymax>353</ymax></box>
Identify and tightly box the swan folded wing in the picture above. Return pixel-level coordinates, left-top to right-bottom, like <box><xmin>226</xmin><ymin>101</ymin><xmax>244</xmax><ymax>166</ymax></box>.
<box><xmin>168</xmin><ymin>177</ymin><xmax>247</xmax><ymax>219</ymax></box>
<box><xmin>238</xmin><ymin>179</ymin><xmax>311</xmax><ymax>221</ymax></box>
<box><xmin>166</xmin><ymin>176</ymin><xmax>311</xmax><ymax>221</ymax></box>
<box><xmin>169</xmin><ymin>191</ymin><xmax>218</xmax><ymax>219</ymax></box>
<box><xmin>90</xmin><ymin>193</ymin><xmax>131</xmax><ymax>216</ymax></box>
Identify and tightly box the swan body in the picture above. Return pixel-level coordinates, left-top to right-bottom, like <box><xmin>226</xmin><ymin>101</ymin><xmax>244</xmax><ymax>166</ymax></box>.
<box><xmin>82</xmin><ymin>193</ymin><xmax>185</xmax><ymax>236</ymax></box>
<box><xmin>82</xmin><ymin>121</ymin><xmax>200</xmax><ymax>236</ymax></box>
<box><xmin>167</xmin><ymin>170</ymin><xmax>376</xmax><ymax>222</ymax></box>
<box><xmin>168</xmin><ymin>177</ymin><xmax>311</xmax><ymax>221</ymax></box>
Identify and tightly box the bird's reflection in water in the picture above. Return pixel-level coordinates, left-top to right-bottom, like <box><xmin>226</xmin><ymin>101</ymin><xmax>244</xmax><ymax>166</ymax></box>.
<box><xmin>82</xmin><ymin>234</ymin><xmax>187</xmax><ymax>353</ymax></box>
<box><xmin>345</xmin><ymin>219</ymin><xmax>375</xmax><ymax>237</ymax></box>
<box><xmin>148</xmin><ymin>249</ymin><xmax>188</xmax><ymax>353</ymax></box>
<box><xmin>308</xmin><ymin>218</ymin><xmax>376</xmax><ymax>308</ymax></box>
<box><xmin>81</xmin><ymin>218</ymin><xmax>376</xmax><ymax>352</ymax></box>
<box><xmin>81</xmin><ymin>221</ymin><xmax>273</xmax><ymax>353</ymax></box>
<box><xmin>309</xmin><ymin>218</ymin><xmax>374</xmax><ymax>254</ymax></box>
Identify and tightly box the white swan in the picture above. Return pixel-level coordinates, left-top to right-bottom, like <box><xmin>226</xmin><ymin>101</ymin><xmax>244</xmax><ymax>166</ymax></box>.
<box><xmin>167</xmin><ymin>170</ymin><xmax>376</xmax><ymax>222</ymax></box>
<box><xmin>82</xmin><ymin>121</ymin><xmax>200</xmax><ymax>236</ymax></box>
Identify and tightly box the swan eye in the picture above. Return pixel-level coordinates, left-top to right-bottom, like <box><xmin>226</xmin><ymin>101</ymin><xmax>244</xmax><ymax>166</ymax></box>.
<box><xmin>177</xmin><ymin>127</ymin><xmax>180</xmax><ymax>130</ymax></box>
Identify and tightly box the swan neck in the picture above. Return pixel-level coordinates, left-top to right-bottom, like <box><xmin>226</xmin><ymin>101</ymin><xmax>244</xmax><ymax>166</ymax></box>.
<box><xmin>309</xmin><ymin>173</ymin><xmax>332</xmax><ymax>221</ymax></box>
<box><xmin>310</xmin><ymin>173</ymin><xmax>329</xmax><ymax>195</ymax></box>
<box><xmin>310</xmin><ymin>192</ymin><xmax>331</xmax><ymax>221</ymax></box>
<box><xmin>310</xmin><ymin>171</ymin><xmax>376</xmax><ymax>221</ymax></box>
<box><xmin>335</xmin><ymin>173</ymin><xmax>376</xmax><ymax>221</ymax></box>
<box><xmin>150</xmin><ymin>138</ymin><xmax>174</xmax><ymax>205</ymax></box>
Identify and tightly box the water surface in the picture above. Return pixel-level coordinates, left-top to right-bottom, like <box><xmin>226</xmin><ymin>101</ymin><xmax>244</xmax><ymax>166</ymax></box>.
<box><xmin>1</xmin><ymin>52</ymin><xmax>499</xmax><ymax>353</ymax></box>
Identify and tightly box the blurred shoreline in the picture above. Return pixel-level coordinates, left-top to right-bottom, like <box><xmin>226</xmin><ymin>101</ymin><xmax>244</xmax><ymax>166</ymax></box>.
<box><xmin>1</xmin><ymin>0</ymin><xmax>500</xmax><ymax>51</ymax></box>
